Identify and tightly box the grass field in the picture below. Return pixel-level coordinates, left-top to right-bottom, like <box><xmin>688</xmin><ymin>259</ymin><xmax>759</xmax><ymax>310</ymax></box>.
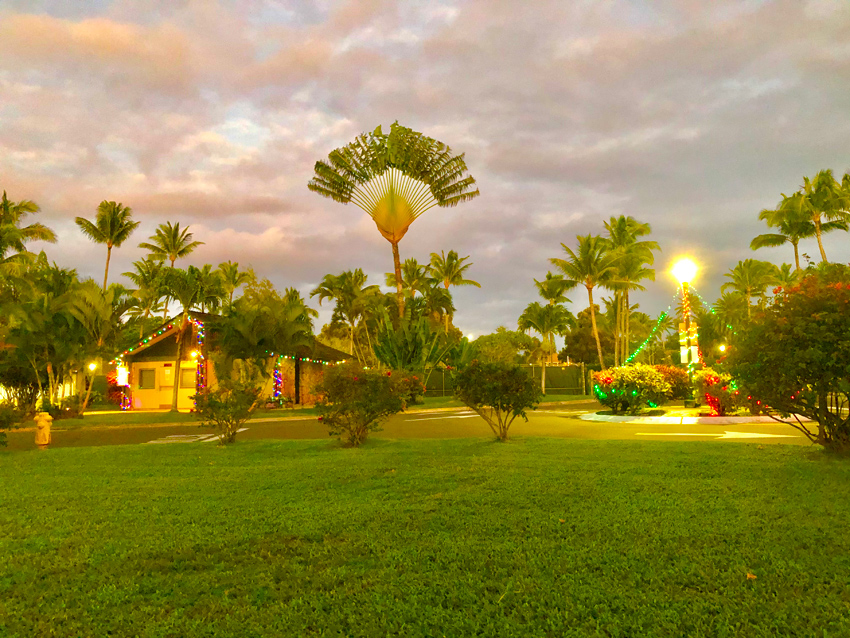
<box><xmin>1</xmin><ymin>439</ymin><xmax>848</xmax><ymax>637</ymax></box>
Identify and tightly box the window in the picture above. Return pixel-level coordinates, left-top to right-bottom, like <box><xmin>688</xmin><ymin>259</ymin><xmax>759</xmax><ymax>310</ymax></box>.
<box><xmin>138</xmin><ymin>369</ymin><xmax>156</xmax><ymax>389</ymax></box>
<box><xmin>180</xmin><ymin>368</ymin><xmax>196</xmax><ymax>388</ymax></box>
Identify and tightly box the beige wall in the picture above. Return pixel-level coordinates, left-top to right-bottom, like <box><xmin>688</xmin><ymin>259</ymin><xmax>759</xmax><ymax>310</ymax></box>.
<box><xmin>129</xmin><ymin>360</ymin><xmax>200</xmax><ymax>410</ymax></box>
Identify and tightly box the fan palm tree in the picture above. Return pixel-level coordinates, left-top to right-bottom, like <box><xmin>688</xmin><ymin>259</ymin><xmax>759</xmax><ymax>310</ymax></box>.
<box><xmin>779</xmin><ymin>170</ymin><xmax>850</xmax><ymax>263</ymax></box>
<box><xmin>720</xmin><ymin>259</ymin><xmax>779</xmax><ymax>319</ymax></box>
<box><xmin>551</xmin><ymin>235</ymin><xmax>620</xmax><ymax>369</ymax></box>
<box><xmin>74</xmin><ymin>201</ymin><xmax>140</xmax><ymax>289</ymax></box>
<box><xmin>308</xmin><ymin>122</ymin><xmax>479</xmax><ymax>317</ymax></box>
<box><xmin>428</xmin><ymin>250</ymin><xmax>481</xmax><ymax>332</ymax></box>
<box><xmin>534</xmin><ymin>272</ymin><xmax>575</xmax><ymax>306</ymax></box>
<box><xmin>517</xmin><ymin>302</ymin><xmax>574</xmax><ymax>393</ymax></box>
<box><xmin>218</xmin><ymin>261</ymin><xmax>253</xmax><ymax>307</ymax></box>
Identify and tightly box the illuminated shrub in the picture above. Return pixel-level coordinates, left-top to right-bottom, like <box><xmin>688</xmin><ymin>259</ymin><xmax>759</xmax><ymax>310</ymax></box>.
<box><xmin>654</xmin><ymin>365</ymin><xmax>690</xmax><ymax>400</ymax></box>
<box><xmin>592</xmin><ymin>365</ymin><xmax>671</xmax><ymax>415</ymax></box>
<box><xmin>693</xmin><ymin>369</ymin><xmax>740</xmax><ymax>416</ymax></box>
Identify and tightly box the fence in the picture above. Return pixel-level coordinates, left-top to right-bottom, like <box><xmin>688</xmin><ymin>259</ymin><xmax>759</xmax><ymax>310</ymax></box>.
<box><xmin>424</xmin><ymin>363</ymin><xmax>588</xmax><ymax>397</ymax></box>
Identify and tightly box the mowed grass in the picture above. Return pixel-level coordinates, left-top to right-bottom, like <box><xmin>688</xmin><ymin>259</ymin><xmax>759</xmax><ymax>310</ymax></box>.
<box><xmin>1</xmin><ymin>439</ymin><xmax>848</xmax><ymax>637</ymax></box>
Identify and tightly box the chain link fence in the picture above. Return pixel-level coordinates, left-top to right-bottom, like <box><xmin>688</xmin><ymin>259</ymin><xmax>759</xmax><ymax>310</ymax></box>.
<box><xmin>424</xmin><ymin>363</ymin><xmax>589</xmax><ymax>397</ymax></box>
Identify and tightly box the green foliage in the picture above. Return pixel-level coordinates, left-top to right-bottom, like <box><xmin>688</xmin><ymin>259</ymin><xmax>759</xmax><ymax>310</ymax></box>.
<box><xmin>693</xmin><ymin>369</ymin><xmax>740</xmax><ymax>416</ymax></box>
<box><xmin>193</xmin><ymin>380</ymin><xmax>260</xmax><ymax>445</ymax></box>
<box><xmin>730</xmin><ymin>265</ymin><xmax>850</xmax><ymax>451</ymax></box>
<box><xmin>0</xmin><ymin>402</ymin><xmax>24</xmax><ymax>446</ymax></box>
<box><xmin>592</xmin><ymin>364</ymin><xmax>671</xmax><ymax>415</ymax></box>
<box><xmin>453</xmin><ymin>360</ymin><xmax>543</xmax><ymax>441</ymax></box>
<box><xmin>472</xmin><ymin>327</ymin><xmax>537</xmax><ymax>365</ymax></box>
<box><xmin>654</xmin><ymin>365</ymin><xmax>690</xmax><ymax>400</ymax></box>
<box><xmin>373</xmin><ymin>310</ymin><xmax>453</xmax><ymax>381</ymax></box>
<box><xmin>316</xmin><ymin>363</ymin><xmax>406</xmax><ymax>446</ymax></box>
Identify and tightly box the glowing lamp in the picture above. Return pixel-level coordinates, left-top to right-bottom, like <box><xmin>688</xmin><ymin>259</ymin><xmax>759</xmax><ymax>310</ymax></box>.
<box><xmin>718</xmin><ymin>344</ymin><xmax>726</xmax><ymax>352</ymax></box>
<box><xmin>190</xmin><ymin>350</ymin><xmax>199</xmax><ymax>359</ymax></box>
<box><xmin>87</xmin><ymin>362</ymin><xmax>97</xmax><ymax>372</ymax></box>
<box><xmin>116</xmin><ymin>365</ymin><xmax>129</xmax><ymax>387</ymax></box>
<box><xmin>671</xmin><ymin>258</ymin><xmax>698</xmax><ymax>284</ymax></box>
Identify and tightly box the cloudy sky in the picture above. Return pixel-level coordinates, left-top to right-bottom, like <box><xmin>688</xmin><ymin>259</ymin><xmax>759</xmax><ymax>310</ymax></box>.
<box><xmin>1</xmin><ymin>0</ymin><xmax>849</xmax><ymax>338</ymax></box>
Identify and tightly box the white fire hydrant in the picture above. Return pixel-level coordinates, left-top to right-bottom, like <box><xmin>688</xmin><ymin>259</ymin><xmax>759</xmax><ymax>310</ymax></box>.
<box><xmin>34</xmin><ymin>411</ymin><xmax>53</xmax><ymax>450</ymax></box>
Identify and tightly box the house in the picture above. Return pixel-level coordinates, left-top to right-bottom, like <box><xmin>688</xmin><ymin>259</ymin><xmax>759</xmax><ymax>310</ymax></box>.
<box><xmin>118</xmin><ymin>312</ymin><xmax>349</xmax><ymax>411</ymax></box>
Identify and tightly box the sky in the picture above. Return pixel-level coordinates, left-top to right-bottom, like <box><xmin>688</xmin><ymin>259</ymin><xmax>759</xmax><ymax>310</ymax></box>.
<box><xmin>1</xmin><ymin>0</ymin><xmax>849</xmax><ymax>340</ymax></box>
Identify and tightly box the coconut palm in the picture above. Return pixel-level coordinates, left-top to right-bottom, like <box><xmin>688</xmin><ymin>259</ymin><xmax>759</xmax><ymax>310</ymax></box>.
<box><xmin>774</xmin><ymin>263</ymin><xmax>800</xmax><ymax>290</ymax></box>
<box><xmin>138</xmin><ymin>221</ymin><xmax>204</xmax><ymax>267</ymax></box>
<box><xmin>385</xmin><ymin>258</ymin><xmax>432</xmax><ymax>297</ymax></box>
<box><xmin>428</xmin><ymin>250</ymin><xmax>481</xmax><ymax>332</ymax></box>
<box><xmin>218</xmin><ymin>261</ymin><xmax>253</xmax><ymax>307</ymax></box>
<box><xmin>311</xmin><ymin>269</ymin><xmax>380</xmax><ymax>358</ymax></box>
<box><xmin>534</xmin><ymin>272</ymin><xmax>575</xmax><ymax>306</ymax></box>
<box><xmin>517</xmin><ymin>302</ymin><xmax>574</xmax><ymax>393</ymax></box>
<box><xmin>74</xmin><ymin>201</ymin><xmax>140</xmax><ymax>289</ymax></box>
<box><xmin>750</xmin><ymin>196</ymin><xmax>820</xmax><ymax>271</ymax></box>
<box><xmin>720</xmin><ymin>259</ymin><xmax>779</xmax><ymax>319</ymax></box>
<box><xmin>0</xmin><ymin>191</ymin><xmax>57</xmax><ymax>277</ymax></box>
<box><xmin>308</xmin><ymin>123</ymin><xmax>479</xmax><ymax>317</ymax></box>
<box><xmin>550</xmin><ymin>235</ymin><xmax>620</xmax><ymax>369</ymax></box>
<box><xmin>123</xmin><ymin>258</ymin><xmax>167</xmax><ymax>337</ymax></box>
<box><xmin>779</xmin><ymin>170</ymin><xmax>850</xmax><ymax>263</ymax></box>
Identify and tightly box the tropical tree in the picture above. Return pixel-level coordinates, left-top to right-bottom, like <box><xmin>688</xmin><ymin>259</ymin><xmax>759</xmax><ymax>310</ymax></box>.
<box><xmin>720</xmin><ymin>259</ymin><xmax>779</xmax><ymax>319</ymax></box>
<box><xmin>385</xmin><ymin>258</ymin><xmax>431</xmax><ymax>297</ymax></box>
<box><xmin>517</xmin><ymin>301</ymin><xmax>574</xmax><ymax>393</ymax></box>
<box><xmin>311</xmin><ymin>269</ymin><xmax>380</xmax><ymax>358</ymax></box>
<box><xmin>551</xmin><ymin>235</ymin><xmax>620</xmax><ymax>369</ymax></box>
<box><xmin>123</xmin><ymin>259</ymin><xmax>167</xmax><ymax>337</ymax></box>
<box><xmin>534</xmin><ymin>272</ymin><xmax>574</xmax><ymax>306</ymax></box>
<box><xmin>779</xmin><ymin>170</ymin><xmax>850</xmax><ymax>263</ymax></box>
<box><xmin>308</xmin><ymin>122</ymin><xmax>480</xmax><ymax>317</ymax></box>
<box><xmin>751</xmin><ymin>196</ymin><xmax>819</xmax><ymax>271</ymax></box>
<box><xmin>74</xmin><ymin>201</ymin><xmax>140</xmax><ymax>289</ymax></box>
<box><xmin>194</xmin><ymin>264</ymin><xmax>225</xmax><ymax>313</ymax></box>
<box><xmin>218</xmin><ymin>261</ymin><xmax>253</xmax><ymax>306</ymax></box>
<box><xmin>139</xmin><ymin>221</ymin><xmax>204</xmax><ymax>267</ymax></box>
<box><xmin>428</xmin><ymin>250</ymin><xmax>480</xmax><ymax>331</ymax></box>
<box><xmin>0</xmin><ymin>191</ymin><xmax>57</xmax><ymax>277</ymax></box>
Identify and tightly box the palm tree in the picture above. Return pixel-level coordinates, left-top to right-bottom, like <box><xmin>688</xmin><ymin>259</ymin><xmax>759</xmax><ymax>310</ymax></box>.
<box><xmin>308</xmin><ymin>123</ymin><xmax>480</xmax><ymax>317</ymax></box>
<box><xmin>428</xmin><ymin>250</ymin><xmax>481</xmax><ymax>332</ymax></box>
<box><xmin>0</xmin><ymin>191</ymin><xmax>57</xmax><ymax>276</ymax></box>
<box><xmin>194</xmin><ymin>264</ymin><xmax>225</xmax><ymax>313</ymax></box>
<box><xmin>311</xmin><ymin>269</ymin><xmax>380</xmax><ymax>358</ymax></box>
<box><xmin>551</xmin><ymin>235</ymin><xmax>620</xmax><ymax>369</ymax></box>
<box><xmin>218</xmin><ymin>261</ymin><xmax>253</xmax><ymax>306</ymax></box>
<box><xmin>74</xmin><ymin>201</ymin><xmax>140</xmax><ymax>289</ymax></box>
<box><xmin>534</xmin><ymin>272</ymin><xmax>575</xmax><ymax>306</ymax></box>
<box><xmin>751</xmin><ymin>196</ymin><xmax>819</xmax><ymax>271</ymax></box>
<box><xmin>720</xmin><ymin>259</ymin><xmax>779</xmax><ymax>319</ymax></box>
<box><xmin>161</xmin><ymin>267</ymin><xmax>207</xmax><ymax>411</ymax></box>
<box><xmin>779</xmin><ymin>170</ymin><xmax>850</xmax><ymax>263</ymax></box>
<box><xmin>713</xmin><ymin>292</ymin><xmax>747</xmax><ymax>335</ymax></box>
<box><xmin>138</xmin><ymin>221</ymin><xmax>204</xmax><ymax>267</ymax></box>
<box><xmin>123</xmin><ymin>258</ymin><xmax>166</xmax><ymax>337</ymax></box>
<box><xmin>517</xmin><ymin>302</ymin><xmax>574</xmax><ymax>393</ymax></box>
<box><xmin>385</xmin><ymin>258</ymin><xmax>432</xmax><ymax>297</ymax></box>
<box><xmin>774</xmin><ymin>263</ymin><xmax>800</xmax><ymax>290</ymax></box>
<box><xmin>603</xmin><ymin>216</ymin><xmax>659</xmax><ymax>365</ymax></box>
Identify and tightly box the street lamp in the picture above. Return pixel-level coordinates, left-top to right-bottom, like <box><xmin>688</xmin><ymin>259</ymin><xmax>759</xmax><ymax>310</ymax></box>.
<box><xmin>87</xmin><ymin>362</ymin><xmax>98</xmax><ymax>372</ymax></box>
<box><xmin>672</xmin><ymin>258</ymin><xmax>699</xmax><ymax>406</ymax></box>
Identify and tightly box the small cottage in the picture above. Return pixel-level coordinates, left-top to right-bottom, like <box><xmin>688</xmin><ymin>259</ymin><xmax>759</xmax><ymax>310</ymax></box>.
<box><xmin>120</xmin><ymin>312</ymin><xmax>349</xmax><ymax>411</ymax></box>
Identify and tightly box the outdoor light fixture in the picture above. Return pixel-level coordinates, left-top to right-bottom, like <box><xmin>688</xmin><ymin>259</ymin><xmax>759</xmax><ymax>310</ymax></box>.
<box><xmin>671</xmin><ymin>258</ymin><xmax>698</xmax><ymax>284</ymax></box>
<box><xmin>88</xmin><ymin>362</ymin><xmax>97</xmax><ymax>372</ymax></box>
<box><xmin>719</xmin><ymin>344</ymin><xmax>727</xmax><ymax>352</ymax></box>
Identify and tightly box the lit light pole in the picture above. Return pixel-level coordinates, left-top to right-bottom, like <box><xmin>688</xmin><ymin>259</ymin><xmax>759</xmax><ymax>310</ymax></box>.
<box><xmin>671</xmin><ymin>258</ymin><xmax>699</xmax><ymax>406</ymax></box>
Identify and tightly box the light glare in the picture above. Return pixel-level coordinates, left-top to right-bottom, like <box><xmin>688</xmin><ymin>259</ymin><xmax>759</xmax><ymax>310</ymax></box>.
<box><xmin>671</xmin><ymin>258</ymin><xmax>698</xmax><ymax>284</ymax></box>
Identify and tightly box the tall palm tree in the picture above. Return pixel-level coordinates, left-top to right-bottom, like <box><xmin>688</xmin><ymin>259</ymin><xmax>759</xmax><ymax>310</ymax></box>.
<box><xmin>161</xmin><ymin>267</ymin><xmax>206</xmax><ymax>412</ymax></box>
<box><xmin>123</xmin><ymin>258</ymin><xmax>166</xmax><ymax>337</ymax></box>
<box><xmin>517</xmin><ymin>302</ymin><xmax>574</xmax><ymax>393</ymax></box>
<box><xmin>139</xmin><ymin>222</ymin><xmax>204</xmax><ymax>318</ymax></box>
<box><xmin>194</xmin><ymin>264</ymin><xmax>225</xmax><ymax>313</ymax></box>
<box><xmin>218</xmin><ymin>261</ymin><xmax>253</xmax><ymax>306</ymax></box>
<box><xmin>308</xmin><ymin>122</ymin><xmax>480</xmax><ymax>317</ymax></box>
<box><xmin>311</xmin><ymin>269</ymin><xmax>380</xmax><ymax>358</ymax></box>
<box><xmin>551</xmin><ymin>235</ymin><xmax>620</xmax><ymax>369</ymax></box>
<box><xmin>603</xmin><ymin>216</ymin><xmax>659</xmax><ymax>365</ymax></box>
<box><xmin>74</xmin><ymin>201</ymin><xmax>140</xmax><ymax>289</ymax></box>
<box><xmin>534</xmin><ymin>272</ymin><xmax>575</xmax><ymax>306</ymax></box>
<box><xmin>385</xmin><ymin>258</ymin><xmax>432</xmax><ymax>297</ymax></box>
<box><xmin>0</xmin><ymin>191</ymin><xmax>57</xmax><ymax>276</ymax></box>
<box><xmin>779</xmin><ymin>170</ymin><xmax>850</xmax><ymax>263</ymax></box>
<box><xmin>428</xmin><ymin>250</ymin><xmax>481</xmax><ymax>332</ymax></box>
<box><xmin>720</xmin><ymin>259</ymin><xmax>779</xmax><ymax>319</ymax></box>
<box><xmin>751</xmin><ymin>196</ymin><xmax>819</xmax><ymax>271</ymax></box>
<box><xmin>138</xmin><ymin>221</ymin><xmax>204</xmax><ymax>267</ymax></box>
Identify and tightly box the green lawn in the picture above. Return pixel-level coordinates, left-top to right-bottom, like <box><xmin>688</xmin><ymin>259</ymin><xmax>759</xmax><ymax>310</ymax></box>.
<box><xmin>1</xmin><ymin>439</ymin><xmax>848</xmax><ymax>637</ymax></box>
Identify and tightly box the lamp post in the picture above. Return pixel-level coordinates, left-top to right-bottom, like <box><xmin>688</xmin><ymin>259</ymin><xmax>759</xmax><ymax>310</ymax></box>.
<box><xmin>671</xmin><ymin>258</ymin><xmax>698</xmax><ymax>407</ymax></box>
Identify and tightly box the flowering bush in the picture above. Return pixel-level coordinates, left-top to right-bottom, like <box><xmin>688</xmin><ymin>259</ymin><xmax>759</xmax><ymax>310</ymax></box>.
<box><xmin>693</xmin><ymin>369</ymin><xmax>739</xmax><ymax>416</ymax></box>
<box><xmin>654</xmin><ymin>365</ymin><xmax>690</xmax><ymax>400</ymax></box>
<box><xmin>592</xmin><ymin>364</ymin><xmax>671</xmax><ymax>415</ymax></box>
<box><xmin>316</xmin><ymin>363</ymin><xmax>407</xmax><ymax>446</ymax></box>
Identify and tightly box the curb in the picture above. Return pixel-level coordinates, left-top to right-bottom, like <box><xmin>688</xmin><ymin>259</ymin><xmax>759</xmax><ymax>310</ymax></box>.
<box><xmin>579</xmin><ymin>413</ymin><xmax>810</xmax><ymax>425</ymax></box>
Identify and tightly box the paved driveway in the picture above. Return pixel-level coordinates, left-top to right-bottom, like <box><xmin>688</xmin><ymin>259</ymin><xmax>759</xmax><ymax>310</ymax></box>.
<box><xmin>3</xmin><ymin>401</ymin><xmax>811</xmax><ymax>451</ymax></box>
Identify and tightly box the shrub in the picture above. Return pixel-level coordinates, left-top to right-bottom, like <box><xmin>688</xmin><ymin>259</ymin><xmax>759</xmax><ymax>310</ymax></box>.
<box><xmin>394</xmin><ymin>371</ymin><xmax>426</xmax><ymax>406</ymax></box>
<box><xmin>654</xmin><ymin>365</ymin><xmax>690</xmax><ymax>400</ymax></box>
<box><xmin>730</xmin><ymin>265</ymin><xmax>850</xmax><ymax>452</ymax></box>
<box><xmin>0</xmin><ymin>403</ymin><xmax>24</xmax><ymax>447</ymax></box>
<box><xmin>453</xmin><ymin>360</ymin><xmax>543</xmax><ymax>441</ymax></box>
<box><xmin>193</xmin><ymin>380</ymin><xmax>260</xmax><ymax>445</ymax></box>
<box><xmin>316</xmin><ymin>363</ymin><xmax>406</xmax><ymax>447</ymax></box>
<box><xmin>592</xmin><ymin>365</ymin><xmax>671</xmax><ymax>415</ymax></box>
<box><xmin>693</xmin><ymin>369</ymin><xmax>739</xmax><ymax>416</ymax></box>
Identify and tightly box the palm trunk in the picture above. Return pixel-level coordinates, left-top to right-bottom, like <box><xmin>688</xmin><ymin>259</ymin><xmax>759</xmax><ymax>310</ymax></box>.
<box><xmin>349</xmin><ymin>321</ymin><xmax>355</xmax><ymax>356</ymax></box>
<box><xmin>814</xmin><ymin>219</ymin><xmax>828</xmax><ymax>262</ymax></box>
<box><xmin>613</xmin><ymin>291</ymin><xmax>620</xmax><ymax>367</ymax></box>
<box><xmin>792</xmin><ymin>241</ymin><xmax>800</xmax><ymax>271</ymax></box>
<box><xmin>103</xmin><ymin>245</ymin><xmax>112</xmax><ymax>290</ymax></box>
<box><xmin>170</xmin><ymin>318</ymin><xmax>187</xmax><ymax>412</ymax></box>
<box><xmin>624</xmin><ymin>291</ymin><xmax>631</xmax><ymax>362</ymax></box>
<box><xmin>391</xmin><ymin>240</ymin><xmax>404</xmax><ymax>318</ymax></box>
<box><xmin>541</xmin><ymin>360</ymin><xmax>546</xmax><ymax>395</ymax></box>
<box><xmin>588</xmin><ymin>285</ymin><xmax>605</xmax><ymax>370</ymax></box>
<box><xmin>80</xmin><ymin>373</ymin><xmax>95</xmax><ymax>415</ymax></box>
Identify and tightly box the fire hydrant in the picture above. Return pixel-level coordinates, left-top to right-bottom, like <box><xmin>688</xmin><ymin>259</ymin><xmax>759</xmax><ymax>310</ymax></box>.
<box><xmin>34</xmin><ymin>411</ymin><xmax>53</xmax><ymax>450</ymax></box>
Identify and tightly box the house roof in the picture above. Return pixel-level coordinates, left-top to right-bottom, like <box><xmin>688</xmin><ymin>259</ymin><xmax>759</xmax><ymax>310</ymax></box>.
<box><xmin>120</xmin><ymin>311</ymin><xmax>350</xmax><ymax>363</ymax></box>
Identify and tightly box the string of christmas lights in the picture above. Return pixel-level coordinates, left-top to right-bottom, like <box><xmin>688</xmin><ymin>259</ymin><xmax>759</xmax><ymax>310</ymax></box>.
<box><xmin>193</xmin><ymin>319</ymin><xmax>206</xmax><ymax>404</ymax></box>
<box><xmin>623</xmin><ymin>288</ymin><xmax>680</xmax><ymax>364</ymax></box>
